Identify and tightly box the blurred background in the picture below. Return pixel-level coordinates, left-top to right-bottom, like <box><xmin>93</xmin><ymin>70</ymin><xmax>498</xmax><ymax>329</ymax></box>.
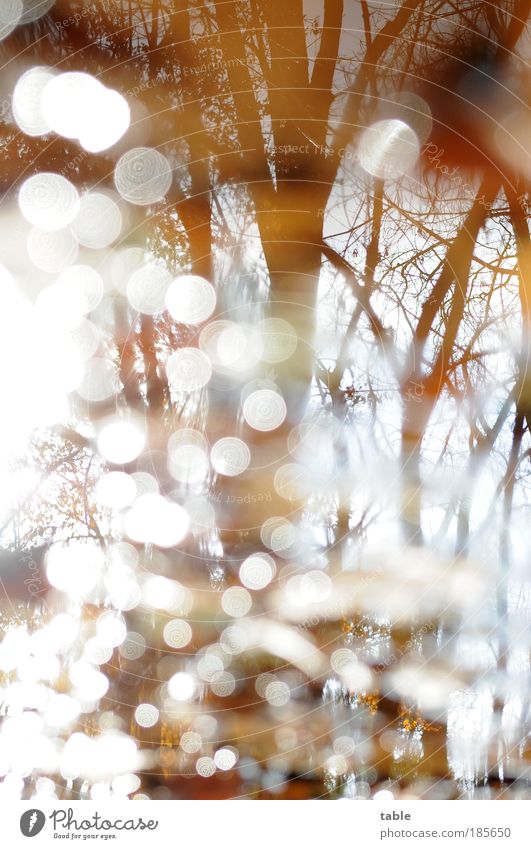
<box><xmin>0</xmin><ymin>0</ymin><xmax>530</xmax><ymax>800</ymax></box>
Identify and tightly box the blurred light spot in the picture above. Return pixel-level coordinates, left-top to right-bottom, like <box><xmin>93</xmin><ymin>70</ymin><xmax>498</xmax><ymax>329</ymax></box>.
<box><xmin>239</xmin><ymin>553</ymin><xmax>276</xmax><ymax>590</ymax></box>
<box><xmin>385</xmin><ymin>91</ymin><xmax>432</xmax><ymax>143</ymax></box>
<box><xmin>243</xmin><ymin>388</ymin><xmax>286</xmax><ymax>432</ymax></box>
<box><xmin>373</xmin><ymin>789</ymin><xmax>395</xmax><ymax>800</ymax></box>
<box><xmin>124</xmin><ymin>494</ymin><xmax>189</xmax><ymax>547</ymax></box>
<box><xmin>20</xmin><ymin>1</ymin><xmax>55</xmax><ymax>25</ymax></box>
<box><xmin>131</xmin><ymin>472</ymin><xmax>158</xmax><ymax>496</ymax></box>
<box><xmin>66</xmin><ymin>318</ymin><xmax>100</xmax><ymax>360</ymax></box>
<box><xmin>326</xmin><ymin>754</ymin><xmax>347</xmax><ymax>776</ymax></box>
<box><xmin>19</xmin><ymin>172</ymin><xmax>79</xmax><ymax>230</ymax></box>
<box><xmin>13</xmin><ymin>66</ymin><xmax>55</xmax><ymax>136</ymax></box>
<box><xmin>57</xmin><ymin>264</ymin><xmax>104</xmax><ymax>314</ymax></box>
<box><xmin>44</xmin><ymin>694</ymin><xmax>80</xmax><ymax>729</ymax></box>
<box><xmin>112</xmin><ymin>773</ymin><xmax>141</xmax><ymax>795</ymax></box>
<box><xmin>41</xmin><ymin>71</ymin><xmax>129</xmax><ymax>151</ymax></box>
<box><xmin>79</xmin><ymin>88</ymin><xmax>130</xmax><ymax>153</ymax></box>
<box><xmin>184</xmin><ymin>497</ymin><xmax>215</xmax><ymax>534</ymax></box>
<box><xmin>36</xmin><ymin>269</ymin><xmax>102</xmax><ymax>331</ymax></box>
<box><xmin>199</xmin><ymin>319</ymin><xmax>262</xmax><ymax>374</ymax></box>
<box><xmin>96</xmin><ymin>612</ymin><xmax>127</xmax><ymax>648</ymax></box>
<box><xmin>220</xmin><ymin>624</ymin><xmax>248</xmax><ymax>655</ymax></box>
<box><xmin>358</xmin><ymin>119</ymin><xmax>419</xmax><ymax>180</ymax></box>
<box><xmin>84</xmin><ymin>638</ymin><xmax>113</xmax><ymax>666</ymax></box>
<box><xmin>97</xmin><ymin>420</ymin><xmax>145</xmax><ymax>464</ymax></box>
<box><xmin>179</xmin><ymin>731</ymin><xmax>202</xmax><ymax>753</ymax></box>
<box><xmin>210</xmin><ymin>670</ymin><xmax>236</xmax><ymax>697</ymax></box>
<box><xmin>211</xmin><ymin>437</ymin><xmax>250</xmax><ymax>477</ymax></box>
<box><xmin>110</xmin><ymin>246</ymin><xmax>146</xmax><ymax>294</ymax></box>
<box><xmin>134</xmin><ymin>703</ymin><xmax>159</xmax><ymax>728</ymax></box>
<box><xmin>127</xmin><ymin>263</ymin><xmax>171</xmax><ymax>315</ymax></box>
<box><xmin>71</xmin><ymin>192</ymin><xmax>122</xmax><ymax>249</ymax></box>
<box><xmin>114</xmin><ymin>147</ymin><xmax>172</xmax><ymax>205</ymax></box>
<box><xmin>95</xmin><ymin>471</ymin><xmax>136</xmax><ymax>509</ymax></box>
<box><xmin>259</xmin><ymin>317</ymin><xmax>297</xmax><ymax>363</ymax></box>
<box><xmin>0</xmin><ymin>0</ymin><xmax>22</xmax><ymax>41</ymax></box>
<box><xmin>163</xmin><ymin>619</ymin><xmax>192</xmax><ymax>649</ymax></box>
<box><xmin>168</xmin><ymin>672</ymin><xmax>196</xmax><ymax>701</ymax></box>
<box><xmin>27</xmin><ymin>227</ymin><xmax>78</xmax><ymax>272</ymax></box>
<box><xmin>77</xmin><ymin>357</ymin><xmax>120</xmax><ymax>402</ymax></box>
<box><xmin>260</xmin><ymin>516</ymin><xmax>296</xmax><ymax>554</ymax></box>
<box><xmin>221</xmin><ymin>586</ymin><xmax>252</xmax><ymax>618</ymax></box>
<box><xmin>214</xmin><ymin>748</ymin><xmax>237</xmax><ymax>770</ymax></box>
<box><xmin>333</xmin><ymin>736</ymin><xmax>356</xmax><ymax>757</ymax></box>
<box><xmin>165</xmin><ymin>275</ymin><xmax>216</xmax><ymax>324</ymax></box>
<box><xmin>274</xmin><ymin>462</ymin><xmax>312</xmax><ymax>502</ymax></box>
<box><xmin>168</xmin><ymin>444</ymin><xmax>209</xmax><ymax>484</ymax></box>
<box><xmin>195</xmin><ymin>756</ymin><xmax>215</xmax><ymax>777</ymax></box>
<box><xmin>331</xmin><ymin>648</ymin><xmax>357</xmax><ymax>674</ymax></box>
<box><xmin>46</xmin><ymin>539</ymin><xmax>104</xmax><ymax>599</ymax></box>
<box><xmin>119</xmin><ymin>632</ymin><xmax>146</xmax><ymax>661</ymax></box>
<box><xmin>265</xmin><ymin>680</ymin><xmax>290</xmax><ymax>707</ymax></box>
<box><xmin>198</xmin><ymin>654</ymin><xmax>224</xmax><ymax>682</ymax></box>
<box><xmin>166</xmin><ymin>348</ymin><xmax>212</xmax><ymax>392</ymax></box>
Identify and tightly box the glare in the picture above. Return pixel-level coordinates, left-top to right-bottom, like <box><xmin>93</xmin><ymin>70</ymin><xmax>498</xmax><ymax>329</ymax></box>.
<box><xmin>124</xmin><ymin>494</ymin><xmax>189</xmax><ymax>548</ymax></box>
<box><xmin>96</xmin><ymin>611</ymin><xmax>127</xmax><ymax>647</ymax></box>
<box><xmin>57</xmin><ymin>265</ymin><xmax>104</xmax><ymax>316</ymax></box>
<box><xmin>358</xmin><ymin>119</ymin><xmax>419</xmax><ymax>180</ymax></box>
<box><xmin>97</xmin><ymin>420</ymin><xmax>145</xmax><ymax>464</ymax></box>
<box><xmin>77</xmin><ymin>357</ymin><xmax>120</xmax><ymax>402</ymax></box>
<box><xmin>41</xmin><ymin>71</ymin><xmax>130</xmax><ymax>151</ymax></box>
<box><xmin>95</xmin><ymin>471</ymin><xmax>137</xmax><ymax>509</ymax></box>
<box><xmin>168</xmin><ymin>672</ymin><xmax>196</xmax><ymax>701</ymax></box>
<box><xmin>214</xmin><ymin>748</ymin><xmax>237</xmax><ymax>770</ymax></box>
<box><xmin>142</xmin><ymin>576</ymin><xmax>184</xmax><ymax>610</ymax></box>
<box><xmin>0</xmin><ymin>627</ymin><xmax>31</xmax><ymax>673</ymax></box>
<box><xmin>46</xmin><ymin>539</ymin><xmax>104</xmax><ymax>600</ymax></box>
<box><xmin>79</xmin><ymin>88</ymin><xmax>130</xmax><ymax>153</ymax></box>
